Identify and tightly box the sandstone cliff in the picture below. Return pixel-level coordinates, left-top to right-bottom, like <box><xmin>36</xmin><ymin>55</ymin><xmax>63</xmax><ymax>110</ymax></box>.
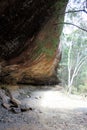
<box><xmin>0</xmin><ymin>0</ymin><xmax>68</xmax><ymax>85</ymax></box>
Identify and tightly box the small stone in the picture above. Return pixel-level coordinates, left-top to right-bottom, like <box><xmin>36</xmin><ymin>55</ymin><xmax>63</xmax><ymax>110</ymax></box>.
<box><xmin>21</xmin><ymin>104</ymin><xmax>33</xmax><ymax>112</ymax></box>
<box><xmin>2</xmin><ymin>103</ymin><xmax>11</xmax><ymax>110</ymax></box>
<box><xmin>27</xmin><ymin>95</ymin><xmax>30</xmax><ymax>98</ymax></box>
<box><xmin>11</xmin><ymin>98</ymin><xmax>21</xmax><ymax>107</ymax></box>
<box><xmin>35</xmin><ymin>97</ymin><xmax>38</xmax><ymax>99</ymax></box>
<box><xmin>11</xmin><ymin>107</ymin><xmax>21</xmax><ymax>114</ymax></box>
<box><xmin>8</xmin><ymin>118</ymin><xmax>13</xmax><ymax>122</ymax></box>
<box><xmin>39</xmin><ymin>110</ymin><xmax>42</xmax><ymax>113</ymax></box>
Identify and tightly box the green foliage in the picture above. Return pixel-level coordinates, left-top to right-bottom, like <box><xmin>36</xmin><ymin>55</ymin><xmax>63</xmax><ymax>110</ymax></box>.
<box><xmin>78</xmin><ymin>84</ymin><xmax>87</xmax><ymax>94</ymax></box>
<box><xmin>70</xmin><ymin>86</ymin><xmax>78</xmax><ymax>94</ymax></box>
<box><xmin>60</xmin><ymin>30</ymin><xmax>87</xmax><ymax>90</ymax></box>
<box><xmin>59</xmin><ymin>21</ymin><xmax>87</xmax><ymax>94</ymax></box>
<box><xmin>58</xmin><ymin>0</ymin><xmax>87</xmax><ymax>94</ymax></box>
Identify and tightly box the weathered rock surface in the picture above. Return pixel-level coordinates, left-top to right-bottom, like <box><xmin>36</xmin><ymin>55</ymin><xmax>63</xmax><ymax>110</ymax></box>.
<box><xmin>0</xmin><ymin>0</ymin><xmax>68</xmax><ymax>85</ymax></box>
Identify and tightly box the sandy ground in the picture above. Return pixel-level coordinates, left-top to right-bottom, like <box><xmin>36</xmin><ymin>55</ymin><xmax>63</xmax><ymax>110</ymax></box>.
<box><xmin>0</xmin><ymin>85</ymin><xmax>87</xmax><ymax>130</ymax></box>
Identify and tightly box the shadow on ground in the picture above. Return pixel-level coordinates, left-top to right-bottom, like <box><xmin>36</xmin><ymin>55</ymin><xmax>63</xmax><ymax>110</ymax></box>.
<box><xmin>0</xmin><ymin>85</ymin><xmax>87</xmax><ymax>130</ymax></box>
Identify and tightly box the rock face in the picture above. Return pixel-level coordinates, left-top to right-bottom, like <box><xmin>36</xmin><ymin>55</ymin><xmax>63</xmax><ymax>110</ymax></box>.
<box><xmin>0</xmin><ymin>0</ymin><xmax>68</xmax><ymax>85</ymax></box>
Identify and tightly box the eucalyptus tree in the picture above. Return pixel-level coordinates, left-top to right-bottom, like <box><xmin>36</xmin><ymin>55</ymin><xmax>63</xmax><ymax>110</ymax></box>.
<box><xmin>59</xmin><ymin>0</ymin><xmax>87</xmax><ymax>93</ymax></box>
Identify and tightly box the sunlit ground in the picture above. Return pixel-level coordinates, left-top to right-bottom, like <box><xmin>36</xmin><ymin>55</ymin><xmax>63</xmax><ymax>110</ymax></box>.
<box><xmin>1</xmin><ymin>85</ymin><xmax>87</xmax><ymax>130</ymax></box>
<box><xmin>40</xmin><ymin>90</ymin><xmax>87</xmax><ymax>110</ymax></box>
<box><xmin>24</xmin><ymin>87</ymin><xmax>87</xmax><ymax>111</ymax></box>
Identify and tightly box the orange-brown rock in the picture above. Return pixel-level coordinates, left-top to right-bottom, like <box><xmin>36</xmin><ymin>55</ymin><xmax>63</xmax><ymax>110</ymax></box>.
<box><xmin>0</xmin><ymin>0</ymin><xmax>68</xmax><ymax>85</ymax></box>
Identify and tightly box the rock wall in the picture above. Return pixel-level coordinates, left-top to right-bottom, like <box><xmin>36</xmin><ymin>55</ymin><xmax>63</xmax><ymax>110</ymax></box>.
<box><xmin>0</xmin><ymin>0</ymin><xmax>68</xmax><ymax>85</ymax></box>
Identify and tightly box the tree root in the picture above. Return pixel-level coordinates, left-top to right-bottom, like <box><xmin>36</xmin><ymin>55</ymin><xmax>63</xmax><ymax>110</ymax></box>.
<box><xmin>0</xmin><ymin>88</ymin><xmax>33</xmax><ymax>113</ymax></box>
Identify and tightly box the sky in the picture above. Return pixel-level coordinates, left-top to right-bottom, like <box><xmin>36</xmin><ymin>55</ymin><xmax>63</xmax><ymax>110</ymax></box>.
<box><xmin>63</xmin><ymin>0</ymin><xmax>87</xmax><ymax>34</ymax></box>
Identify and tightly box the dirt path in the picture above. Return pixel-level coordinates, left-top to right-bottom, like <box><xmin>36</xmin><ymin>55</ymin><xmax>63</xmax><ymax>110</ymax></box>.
<box><xmin>0</xmin><ymin>85</ymin><xmax>87</xmax><ymax>130</ymax></box>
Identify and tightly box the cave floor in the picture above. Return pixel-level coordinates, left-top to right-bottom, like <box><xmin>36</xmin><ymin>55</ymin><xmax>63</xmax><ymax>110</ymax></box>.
<box><xmin>0</xmin><ymin>85</ymin><xmax>87</xmax><ymax>130</ymax></box>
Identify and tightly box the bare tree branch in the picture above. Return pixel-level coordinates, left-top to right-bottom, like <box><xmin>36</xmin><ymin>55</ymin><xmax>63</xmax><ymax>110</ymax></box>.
<box><xmin>56</xmin><ymin>22</ymin><xmax>87</xmax><ymax>32</ymax></box>
<box><xmin>58</xmin><ymin>9</ymin><xmax>87</xmax><ymax>16</ymax></box>
<box><xmin>65</xmin><ymin>9</ymin><xmax>87</xmax><ymax>14</ymax></box>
